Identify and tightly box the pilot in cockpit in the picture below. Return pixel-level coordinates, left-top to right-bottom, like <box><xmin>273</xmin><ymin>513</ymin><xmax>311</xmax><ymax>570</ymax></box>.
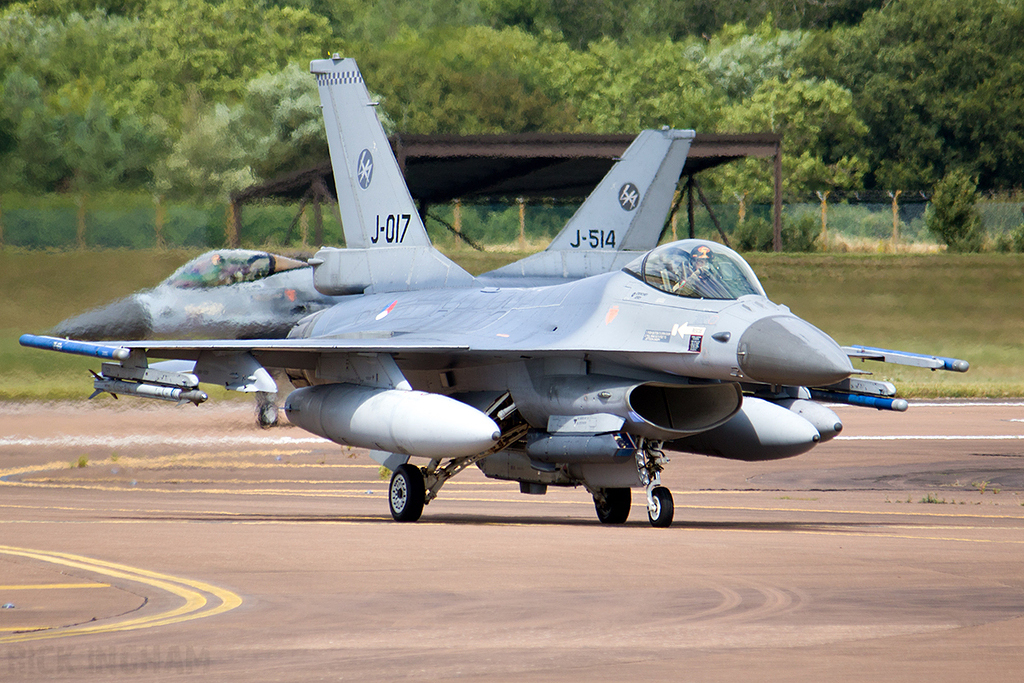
<box><xmin>680</xmin><ymin>244</ymin><xmax>714</xmax><ymax>291</ymax></box>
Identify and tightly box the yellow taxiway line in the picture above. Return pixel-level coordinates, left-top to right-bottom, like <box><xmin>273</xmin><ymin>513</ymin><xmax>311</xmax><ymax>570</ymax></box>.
<box><xmin>0</xmin><ymin>545</ymin><xmax>241</xmax><ymax>644</ymax></box>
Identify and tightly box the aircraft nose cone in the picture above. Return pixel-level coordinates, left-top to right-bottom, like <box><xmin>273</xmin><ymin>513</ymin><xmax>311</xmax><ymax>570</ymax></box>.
<box><xmin>737</xmin><ymin>316</ymin><xmax>853</xmax><ymax>387</ymax></box>
<box><xmin>49</xmin><ymin>297</ymin><xmax>152</xmax><ymax>341</ymax></box>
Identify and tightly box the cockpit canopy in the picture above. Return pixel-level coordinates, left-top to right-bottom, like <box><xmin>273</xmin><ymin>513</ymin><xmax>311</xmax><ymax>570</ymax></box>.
<box><xmin>166</xmin><ymin>250</ymin><xmax>307</xmax><ymax>289</ymax></box>
<box><xmin>624</xmin><ymin>240</ymin><xmax>765</xmax><ymax>300</ymax></box>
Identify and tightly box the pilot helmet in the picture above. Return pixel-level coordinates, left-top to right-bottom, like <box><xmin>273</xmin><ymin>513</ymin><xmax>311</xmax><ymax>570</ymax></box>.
<box><xmin>691</xmin><ymin>244</ymin><xmax>713</xmax><ymax>266</ymax></box>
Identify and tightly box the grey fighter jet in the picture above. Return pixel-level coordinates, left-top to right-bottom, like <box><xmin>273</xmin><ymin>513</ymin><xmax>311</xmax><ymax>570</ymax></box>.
<box><xmin>21</xmin><ymin>56</ymin><xmax>968</xmax><ymax>527</ymax></box>
<box><xmin>50</xmin><ymin>249</ymin><xmax>340</xmax><ymax>426</ymax></box>
<box><xmin>51</xmin><ymin>250</ymin><xmax>334</xmax><ymax>342</ymax></box>
<box><xmin>49</xmin><ymin>125</ymin><xmax>698</xmax><ymax>426</ymax></box>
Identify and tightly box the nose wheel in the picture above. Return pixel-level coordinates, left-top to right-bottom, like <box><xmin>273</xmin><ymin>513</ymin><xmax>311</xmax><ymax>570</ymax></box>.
<box><xmin>647</xmin><ymin>486</ymin><xmax>674</xmax><ymax>527</ymax></box>
<box><xmin>636</xmin><ymin>441</ymin><xmax>674</xmax><ymax>528</ymax></box>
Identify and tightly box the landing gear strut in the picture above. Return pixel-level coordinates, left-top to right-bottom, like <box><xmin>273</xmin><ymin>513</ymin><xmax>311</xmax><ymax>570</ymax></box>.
<box><xmin>636</xmin><ymin>441</ymin><xmax>673</xmax><ymax>528</ymax></box>
<box><xmin>387</xmin><ymin>392</ymin><xmax>528</xmax><ymax>523</ymax></box>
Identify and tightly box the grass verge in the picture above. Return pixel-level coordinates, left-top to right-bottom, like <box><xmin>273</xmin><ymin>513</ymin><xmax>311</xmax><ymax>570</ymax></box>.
<box><xmin>2</xmin><ymin>248</ymin><xmax>1021</xmax><ymax>400</ymax></box>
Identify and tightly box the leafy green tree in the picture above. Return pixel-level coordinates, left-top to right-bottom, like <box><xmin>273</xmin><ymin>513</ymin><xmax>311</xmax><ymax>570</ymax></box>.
<box><xmin>17</xmin><ymin>0</ymin><xmax>147</xmax><ymax>17</ymax></box>
<box><xmin>154</xmin><ymin>93</ymin><xmax>254</xmax><ymax>200</ymax></box>
<box><xmin>0</xmin><ymin>66</ymin><xmax>160</xmax><ymax>192</ymax></box>
<box><xmin>119</xmin><ymin>0</ymin><xmax>331</xmax><ymax>130</ymax></box>
<box><xmin>0</xmin><ymin>68</ymin><xmax>63</xmax><ymax>190</ymax></box>
<box><xmin>709</xmin><ymin>73</ymin><xmax>868</xmax><ymax>202</ymax></box>
<box><xmin>357</xmin><ymin>26</ymin><xmax>579</xmax><ymax>134</ymax></box>
<box><xmin>926</xmin><ymin>169</ymin><xmax>985</xmax><ymax>253</ymax></box>
<box><xmin>532</xmin><ymin>36</ymin><xmax>720</xmax><ymax>132</ymax></box>
<box><xmin>0</xmin><ymin>9</ymin><xmax>138</xmax><ymax>98</ymax></box>
<box><xmin>699</xmin><ymin>19</ymin><xmax>807</xmax><ymax>100</ymax></box>
<box><xmin>231</xmin><ymin>63</ymin><xmax>328</xmax><ymax>180</ymax></box>
<box><xmin>799</xmin><ymin>0</ymin><xmax>1024</xmax><ymax>190</ymax></box>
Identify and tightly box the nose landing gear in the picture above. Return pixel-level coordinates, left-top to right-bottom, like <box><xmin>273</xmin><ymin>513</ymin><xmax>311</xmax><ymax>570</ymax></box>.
<box><xmin>636</xmin><ymin>441</ymin><xmax>674</xmax><ymax>528</ymax></box>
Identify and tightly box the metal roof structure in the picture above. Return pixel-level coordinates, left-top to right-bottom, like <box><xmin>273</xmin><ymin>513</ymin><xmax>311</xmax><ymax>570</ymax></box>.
<box><xmin>230</xmin><ymin>132</ymin><xmax>784</xmax><ymax>249</ymax></box>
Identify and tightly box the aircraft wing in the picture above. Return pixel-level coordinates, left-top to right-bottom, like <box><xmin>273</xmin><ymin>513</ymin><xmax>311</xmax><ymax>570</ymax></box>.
<box><xmin>20</xmin><ymin>333</ymin><xmax>470</xmax><ymax>362</ymax></box>
<box><xmin>19</xmin><ymin>333</ymin><xmax>475</xmax><ymax>405</ymax></box>
<box><xmin>842</xmin><ymin>345</ymin><xmax>970</xmax><ymax>372</ymax></box>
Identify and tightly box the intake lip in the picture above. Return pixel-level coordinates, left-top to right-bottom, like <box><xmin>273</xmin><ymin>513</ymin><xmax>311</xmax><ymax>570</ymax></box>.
<box><xmin>737</xmin><ymin>316</ymin><xmax>853</xmax><ymax>387</ymax></box>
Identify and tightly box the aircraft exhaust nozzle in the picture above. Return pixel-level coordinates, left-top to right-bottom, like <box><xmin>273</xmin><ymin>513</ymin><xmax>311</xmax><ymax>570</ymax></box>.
<box><xmin>666</xmin><ymin>397</ymin><xmax>821</xmax><ymax>461</ymax></box>
<box><xmin>737</xmin><ymin>316</ymin><xmax>853</xmax><ymax>387</ymax></box>
<box><xmin>284</xmin><ymin>384</ymin><xmax>500</xmax><ymax>459</ymax></box>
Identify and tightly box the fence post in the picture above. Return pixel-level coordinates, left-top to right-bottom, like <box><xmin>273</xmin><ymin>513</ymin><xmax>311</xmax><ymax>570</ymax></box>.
<box><xmin>226</xmin><ymin>201</ymin><xmax>242</xmax><ymax>247</ymax></box>
<box><xmin>517</xmin><ymin>197</ymin><xmax>526</xmax><ymax>250</ymax></box>
<box><xmin>735</xmin><ymin>191</ymin><xmax>747</xmax><ymax>225</ymax></box>
<box><xmin>77</xmin><ymin>193</ymin><xmax>87</xmax><ymax>249</ymax></box>
<box><xmin>670</xmin><ymin>190</ymin><xmax>680</xmax><ymax>240</ymax></box>
<box><xmin>686</xmin><ymin>177</ymin><xmax>695</xmax><ymax>239</ymax></box>
<box><xmin>300</xmin><ymin>204</ymin><xmax>309</xmax><ymax>247</ymax></box>
<box><xmin>889</xmin><ymin>190</ymin><xmax>902</xmax><ymax>250</ymax></box>
<box><xmin>154</xmin><ymin>194</ymin><xmax>166</xmax><ymax>249</ymax></box>
<box><xmin>454</xmin><ymin>198</ymin><xmax>462</xmax><ymax>244</ymax></box>
<box><xmin>817</xmin><ymin>190</ymin><xmax>830</xmax><ymax>247</ymax></box>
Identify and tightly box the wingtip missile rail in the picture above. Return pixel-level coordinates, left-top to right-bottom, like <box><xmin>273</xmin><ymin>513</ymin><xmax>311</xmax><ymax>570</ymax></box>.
<box><xmin>20</xmin><ymin>334</ymin><xmax>208</xmax><ymax>406</ymax></box>
<box><xmin>842</xmin><ymin>345</ymin><xmax>970</xmax><ymax>373</ymax></box>
<box><xmin>20</xmin><ymin>334</ymin><xmax>131</xmax><ymax>360</ymax></box>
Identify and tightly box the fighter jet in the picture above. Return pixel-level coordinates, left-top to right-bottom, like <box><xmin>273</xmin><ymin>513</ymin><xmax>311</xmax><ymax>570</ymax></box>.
<box><xmin>21</xmin><ymin>56</ymin><xmax>968</xmax><ymax>527</ymax></box>
<box><xmin>49</xmin><ymin>249</ymin><xmax>341</xmax><ymax>426</ymax></box>
<box><xmin>48</xmin><ymin>126</ymin><xmax>697</xmax><ymax>427</ymax></box>
<box><xmin>50</xmin><ymin>250</ymin><xmax>335</xmax><ymax>342</ymax></box>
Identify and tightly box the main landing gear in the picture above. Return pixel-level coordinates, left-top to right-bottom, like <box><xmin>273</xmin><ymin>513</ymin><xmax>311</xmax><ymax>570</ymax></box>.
<box><xmin>389</xmin><ymin>464</ymin><xmax>426</xmax><ymax>522</ymax></box>
<box><xmin>388</xmin><ymin>392</ymin><xmax>528</xmax><ymax>523</ymax></box>
<box><xmin>593</xmin><ymin>487</ymin><xmax>631</xmax><ymax>524</ymax></box>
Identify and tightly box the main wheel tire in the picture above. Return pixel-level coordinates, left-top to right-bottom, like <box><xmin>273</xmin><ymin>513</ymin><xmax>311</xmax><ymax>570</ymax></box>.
<box><xmin>256</xmin><ymin>401</ymin><xmax>279</xmax><ymax>428</ymax></box>
<box><xmin>647</xmin><ymin>486</ymin><xmax>674</xmax><ymax>528</ymax></box>
<box><xmin>389</xmin><ymin>464</ymin><xmax>425</xmax><ymax>522</ymax></box>
<box><xmin>594</xmin><ymin>487</ymin><xmax>631</xmax><ymax>524</ymax></box>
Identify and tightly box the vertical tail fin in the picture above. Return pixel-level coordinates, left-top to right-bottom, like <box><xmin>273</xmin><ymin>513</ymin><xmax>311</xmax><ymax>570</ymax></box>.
<box><xmin>547</xmin><ymin>128</ymin><xmax>695</xmax><ymax>251</ymax></box>
<box><xmin>309</xmin><ymin>56</ymin><xmax>475</xmax><ymax>294</ymax></box>
<box><xmin>310</xmin><ymin>56</ymin><xmax>431</xmax><ymax>249</ymax></box>
<box><xmin>480</xmin><ymin>128</ymin><xmax>694</xmax><ymax>284</ymax></box>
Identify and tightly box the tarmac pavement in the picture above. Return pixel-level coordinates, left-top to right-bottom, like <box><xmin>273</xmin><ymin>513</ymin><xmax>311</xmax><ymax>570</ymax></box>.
<box><xmin>1</xmin><ymin>399</ymin><xmax>1023</xmax><ymax>681</ymax></box>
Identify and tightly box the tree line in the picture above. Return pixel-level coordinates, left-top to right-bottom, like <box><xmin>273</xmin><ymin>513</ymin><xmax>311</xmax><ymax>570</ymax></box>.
<box><xmin>1</xmin><ymin>0</ymin><xmax>1022</xmax><ymax>213</ymax></box>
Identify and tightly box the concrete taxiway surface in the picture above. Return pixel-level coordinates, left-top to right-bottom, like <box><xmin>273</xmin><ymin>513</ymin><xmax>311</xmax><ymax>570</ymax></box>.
<box><xmin>1</xmin><ymin>400</ymin><xmax>1023</xmax><ymax>681</ymax></box>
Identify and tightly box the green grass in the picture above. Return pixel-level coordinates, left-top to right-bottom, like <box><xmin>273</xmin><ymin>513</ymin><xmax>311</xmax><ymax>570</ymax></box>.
<box><xmin>746</xmin><ymin>252</ymin><xmax>1024</xmax><ymax>396</ymax></box>
<box><xmin>2</xmin><ymin>248</ymin><xmax>1021</xmax><ymax>400</ymax></box>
